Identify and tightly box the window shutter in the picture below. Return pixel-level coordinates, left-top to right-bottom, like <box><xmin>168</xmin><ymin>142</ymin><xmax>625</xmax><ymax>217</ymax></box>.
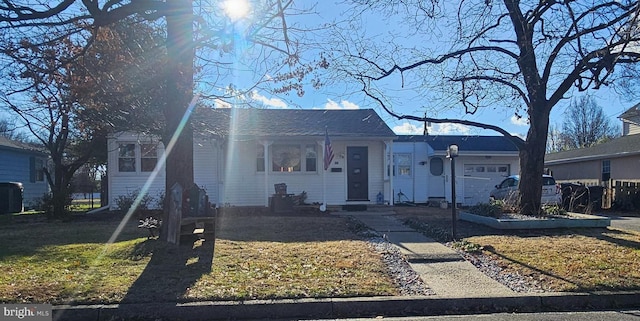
<box><xmin>29</xmin><ymin>156</ymin><xmax>36</xmax><ymax>183</ymax></box>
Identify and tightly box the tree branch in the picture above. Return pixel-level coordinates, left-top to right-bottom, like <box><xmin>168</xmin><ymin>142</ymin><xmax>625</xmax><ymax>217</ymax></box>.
<box><xmin>359</xmin><ymin>80</ymin><xmax>524</xmax><ymax>150</ymax></box>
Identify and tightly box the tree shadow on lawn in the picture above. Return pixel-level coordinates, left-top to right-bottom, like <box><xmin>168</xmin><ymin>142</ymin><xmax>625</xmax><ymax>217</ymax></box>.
<box><xmin>214</xmin><ymin>209</ymin><xmax>364</xmax><ymax>243</ymax></box>
<box><xmin>120</xmin><ymin>236</ymin><xmax>214</xmax><ymax>304</ymax></box>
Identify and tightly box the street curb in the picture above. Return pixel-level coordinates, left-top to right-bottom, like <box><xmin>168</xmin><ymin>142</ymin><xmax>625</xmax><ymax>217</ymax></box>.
<box><xmin>52</xmin><ymin>292</ymin><xmax>640</xmax><ymax>321</ymax></box>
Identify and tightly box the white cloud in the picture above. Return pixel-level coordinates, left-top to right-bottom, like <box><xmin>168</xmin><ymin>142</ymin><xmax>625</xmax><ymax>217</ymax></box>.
<box><xmin>393</xmin><ymin>121</ymin><xmax>475</xmax><ymax>135</ymax></box>
<box><xmin>214</xmin><ymin>99</ymin><xmax>231</xmax><ymax>109</ymax></box>
<box><xmin>510</xmin><ymin>132</ymin><xmax>526</xmax><ymax>140</ymax></box>
<box><xmin>429</xmin><ymin>123</ymin><xmax>472</xmax><ymax>135</ymax></box>
<box><xmin>251</xmin><ymin>91</ymin><xmax>288</xmax><ymax>108</ymax></box>
<box><xmin>510</xmin><ymin>114</ymin><xmax>529</xmax><ymax>126</ymax></box>
<box><xmin>324</xmin><ymin>99</ymin><xmax>360</xmax><ymax>110</ymax></box>
<box><xmin>393</xmin><ymin>122</ymin><xmax>423</xmax><ymax>135</ymax></box>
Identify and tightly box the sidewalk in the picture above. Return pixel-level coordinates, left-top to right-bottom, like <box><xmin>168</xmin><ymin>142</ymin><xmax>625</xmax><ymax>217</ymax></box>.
<box><xmin>52</xmin><ymin>208</ymin><xmax>640</xmax><ymax>321</ymax></box>
<box><xmin>341</xmin><ymin>209</ymin><xmax>515</xmax><ymax>298</ymax></box>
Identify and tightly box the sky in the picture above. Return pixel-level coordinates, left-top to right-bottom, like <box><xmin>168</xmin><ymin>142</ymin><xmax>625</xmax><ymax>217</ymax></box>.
<box><xmin>214</xmin><ymin>0</ymin><xmax>637</xmax><ymax>140</ymax></box>
<box><xmin>1</xmin><ymin>0</ymin><xmax>635</xmax><ymax>140</ymax></box>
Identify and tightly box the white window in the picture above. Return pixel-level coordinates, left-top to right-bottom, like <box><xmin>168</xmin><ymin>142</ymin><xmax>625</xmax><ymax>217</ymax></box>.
<box><xmin>256</xmin><ymin>145</ymin><xmax>265</xmax><ymax>172</ymax></box>
<box><xmin>305</xmin><ymin>145</ymin><xmax>317</xmax><ymax>172</ymax></box>
<box><xmin>118</xmin><ymin>142</ymin><xmax>159</xmax><ymax>173</ymax></box>
<box><xmin>118</xmin><ymin>143</ymin><xmax>136</xmax><ymax>172</ymax></box>
<box><xmin>393</xmin><ymin>153</ymin><xmax>412</xmax><ymax>176</ymax></box>
<box><xmin>270</xmin><ymin>143</ymin><xmax>317</xmax><ymax>173</ymax></box>
<box><xmin>140</xmin><ymin>144</ymin><xmax>158</xmax><ymax>172</ymax></box>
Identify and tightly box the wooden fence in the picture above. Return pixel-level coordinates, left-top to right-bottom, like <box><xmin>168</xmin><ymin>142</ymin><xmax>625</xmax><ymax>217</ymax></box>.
<box><xmin>555</xmin><ymin>179</ymin><xmax>640</xmax><ymax>211</ymax></box>
<box><xmin>610</xmin><ymin>180</ymin><xmax>640</xmax><ymax>211</ymax></box>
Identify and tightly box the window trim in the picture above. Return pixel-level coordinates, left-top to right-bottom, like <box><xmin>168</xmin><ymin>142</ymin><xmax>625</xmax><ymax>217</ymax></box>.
<box><xmin>117</xmin><ymin>141</ymin><xmax>160</xmax><ymax>174</ymax></box>
<box><xmin>392</xmin><ymin>153</ymin><xmax>412</xmax><ymax>177</ymax></box>
<box><xmin>602</xmin><ymin>159</ymin><xmax>611</xmax><ymax>182</ymax></box>
<box><xmin>259</xmin><ymin>142</ymin><xmax>319</xmax><ymax>174</ymax></box>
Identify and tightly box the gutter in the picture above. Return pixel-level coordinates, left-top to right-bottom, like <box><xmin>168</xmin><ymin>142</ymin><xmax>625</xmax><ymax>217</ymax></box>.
<box><xmin>545</xmin><ymin>150</ymin><xmax>640</xmax><ymax>165</ymax></box>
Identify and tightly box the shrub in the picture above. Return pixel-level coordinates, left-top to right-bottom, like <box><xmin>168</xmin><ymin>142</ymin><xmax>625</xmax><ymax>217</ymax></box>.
<box><xmin>451</xmin><ymin>240</ymin><xmax>483</xmax><ymax>253</ymax></box>
<box><xmin>115</xmin><ymin>189</ymin><xmax>155</xmax><ymax>213</ymax></box>
<box><xmin>468</xmin><ymin>202</ymin><xmax>503</xmax><ymax>218</ymax></box>
<box><xmin>541</xmin><ymin>204</ymin><xmax>568</xmax><ymax>217</ymax></box>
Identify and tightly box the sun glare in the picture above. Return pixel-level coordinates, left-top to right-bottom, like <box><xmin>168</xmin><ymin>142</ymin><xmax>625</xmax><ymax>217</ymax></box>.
<box><xmin>223</xmin><ymin>0</ymin><xmax>250</xmax><ymax>21</ymax></box>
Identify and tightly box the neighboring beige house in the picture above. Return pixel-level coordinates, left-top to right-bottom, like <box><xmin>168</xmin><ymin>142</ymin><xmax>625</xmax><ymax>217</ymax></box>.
<box><xmin>545</xmin><ymin>104</ymin><xmax>640</xmax><ymax>185</ymax></box>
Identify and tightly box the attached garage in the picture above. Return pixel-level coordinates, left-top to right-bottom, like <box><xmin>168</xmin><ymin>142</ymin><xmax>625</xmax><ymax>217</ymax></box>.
<box><xmin>394</xmin><ymin>135</ymin><xmax>521</xmax><ymax>207</ymax></box>
<box><xmin>463</xmin><ymin>164</ymin><xmax>511</xmax><ymax>206</ymax></box>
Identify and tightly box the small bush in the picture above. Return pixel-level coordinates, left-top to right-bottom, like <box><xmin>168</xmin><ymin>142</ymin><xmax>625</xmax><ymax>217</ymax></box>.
<box><xmin>451</xmin><ymin>240</ymin><xmax>483</xmax><ymax>253</ymax></box>
<box><xmin>468</xmin><ymin>202</ymin><xmax>503</xmax><ymax>218</ymax></box>
<box><xmin>115</xmin><ymin>189</ymin><xmax>155</xmax><ymax>213</ymax></box>
<box><xmin>541</xmin><ymin>204</ymin><xmax>568</xmax><ymax>217</ymax></box>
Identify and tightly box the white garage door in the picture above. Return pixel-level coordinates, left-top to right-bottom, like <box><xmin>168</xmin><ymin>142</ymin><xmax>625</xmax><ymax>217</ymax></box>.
<box><xmin>463</xmin><ymin>164</ymin><xmax>510</xmax><ymax>205</ymax></box>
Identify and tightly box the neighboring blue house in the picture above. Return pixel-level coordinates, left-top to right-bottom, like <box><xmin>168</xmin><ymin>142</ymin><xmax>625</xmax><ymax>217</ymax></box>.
<box><xmin>0</xmin><ymin>136</ymin><xmax>49</xmax><ymax>209</ymax></box>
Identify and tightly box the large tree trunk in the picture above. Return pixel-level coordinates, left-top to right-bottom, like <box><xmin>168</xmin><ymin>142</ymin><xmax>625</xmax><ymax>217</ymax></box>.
<box><xmin>160</xmin><ymin>0</ymin><xmax>194</xmax><ymax>241</ymax></box>
<box><xmin>518</xmin><ymin>105</ymin><xmax>551</xmax><ymax>215</ymax></box>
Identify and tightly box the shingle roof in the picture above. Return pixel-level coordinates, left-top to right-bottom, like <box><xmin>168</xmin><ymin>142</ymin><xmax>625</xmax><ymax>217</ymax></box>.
<box><xmin>0</xmin><ymin>136</ymin><xmax>44</xmax><ymax>154</ymax></box>
<box><xmin>395</xmin><ymin>135</ymin><xmax>521</xmax><ymax>152</ymax></box>
<box><xmin>192</xmin><ymin>108</ymin><xmax>396</xmax><ymax>139</ymax></box>
<box><xmin>545</xmin><ymin>134</ymin><xmax>640</xmax><ymax>164</ymax></box>
<box><xmin>619</xmin><ymin>103</ymin><xmax>640</xmax><ymax>121</ymax></box>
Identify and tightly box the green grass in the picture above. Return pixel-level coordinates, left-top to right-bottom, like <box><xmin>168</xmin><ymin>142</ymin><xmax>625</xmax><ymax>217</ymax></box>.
<box><xmin>0</xmin><ymin>212</ymin><xmax>397</xmax><ymax>304</ymax></box>
<box><xmin>69</xmin><ymin>199</ymin><xmax>102</xmax><ymax>213</ymax></box>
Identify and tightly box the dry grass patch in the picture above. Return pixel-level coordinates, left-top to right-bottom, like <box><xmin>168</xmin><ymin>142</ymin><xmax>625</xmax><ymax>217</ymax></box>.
<box><xmin>467</xmin><ymin>228</ymin><xmax>640</xmax><ymax>292</ymax></box>
<box><xmin>0</xmin><ymin>212</ymin><xmax>397</xmax><ymax>304</ymax></box>
<box><xmin>393</xmin><ymin>206</ymin><xmax>640</xmax><ymax>292</ymax></box>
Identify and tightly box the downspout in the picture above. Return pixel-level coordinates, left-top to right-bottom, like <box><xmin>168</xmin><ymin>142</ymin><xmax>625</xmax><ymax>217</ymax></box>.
<box><xmin>262</xmin><ymin>140</ymin><xmax>272</xmax><ymax>207</ymax></box>
<box><xmin>385</xmin><ymin>140</ymin><xmax>393</xmax><ymax>206</ymax></box>
<box><xmin>412</xmin><ymin>141</ymin><xmax>416</xmax><ymax>202</ymax></box>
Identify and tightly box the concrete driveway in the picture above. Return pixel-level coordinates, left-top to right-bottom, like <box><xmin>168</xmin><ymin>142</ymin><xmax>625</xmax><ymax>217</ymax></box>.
<box><xmin>608</xmin><ymin>215</ymin><xmax>640</xmax><ymax>232</ymax></box>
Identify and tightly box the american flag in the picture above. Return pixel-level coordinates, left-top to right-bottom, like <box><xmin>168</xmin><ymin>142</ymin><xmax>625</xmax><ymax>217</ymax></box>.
<box><xmin>324</xmin><ymin>128</ymin><xmax>334</xmax><ymax>170</ymax></box>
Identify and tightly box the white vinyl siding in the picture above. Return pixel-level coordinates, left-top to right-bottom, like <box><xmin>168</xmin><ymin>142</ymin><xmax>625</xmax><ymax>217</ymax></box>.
<box><xmin>221</xmin><ymin>139</ymin><xmax>385</xmax><ymax>206</ymax></box>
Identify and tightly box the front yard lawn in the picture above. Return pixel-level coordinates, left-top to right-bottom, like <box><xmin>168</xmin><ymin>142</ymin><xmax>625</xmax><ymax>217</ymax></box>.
<box><xmin>0</xmin><ymin>211</ymin><xmax>396</xmax><ymax>304</ymax></box>
<box><xmin>467</xmin><ymin>229</ymin><xmax>640</xmax><ymax>292</ymax></box>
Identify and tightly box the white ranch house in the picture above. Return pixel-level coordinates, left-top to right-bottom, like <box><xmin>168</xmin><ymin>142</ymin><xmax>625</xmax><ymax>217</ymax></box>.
<box><xmin>106</xmin><ymin>108</ymin><xmax>521</xmax><ymax>210</ymax></box>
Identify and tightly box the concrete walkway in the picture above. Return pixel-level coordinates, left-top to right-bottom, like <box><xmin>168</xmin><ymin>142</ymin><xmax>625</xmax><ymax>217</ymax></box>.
<box><xmin>340</xmin><ymin>210</ymin><xmax>516</xmax><ymax>298</ymax></box>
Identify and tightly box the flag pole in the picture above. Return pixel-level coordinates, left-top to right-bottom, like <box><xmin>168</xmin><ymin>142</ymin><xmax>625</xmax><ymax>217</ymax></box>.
<box><xmin>321</xmin><ymin>127</ymin><xmax>327</xmax><ymax>212</ymax></box>
<box><xmin>321</xmin><ymin>127</ymin><xmax>334</xmax><ymax>212</ymax></box>
<box><xmin>322</xmin><ymin>154</ymin><xmax>327</xmax><ymax>212</ymax></box>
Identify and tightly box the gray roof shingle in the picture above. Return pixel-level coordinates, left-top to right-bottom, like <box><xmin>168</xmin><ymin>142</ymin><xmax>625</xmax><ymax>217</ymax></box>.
<box><xmin>0</xmin><ymin>136</ymin><xmax>44</xmax><ymax>155</ymax></box>
<box><xmin>619</xmin><ymin>103</ymin><xmax>640</xmax><ymax>121</ymax></box>
<box><xmin>395</xmin><ymin>135</ymin><xmax>521</xmax><ymax>152</ymax></box>
<box><xmin>545</xmin><ymin>134</ymin><xmax>640</xmax><ymax>164</ymax></box>
<box><xmin>193</xmin><ymin>108</ymin><xmax>396</xmax><ymax>139</ymax></box>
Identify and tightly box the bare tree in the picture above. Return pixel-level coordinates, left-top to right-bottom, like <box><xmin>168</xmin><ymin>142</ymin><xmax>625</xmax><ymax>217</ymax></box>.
<box><xmin>332</xmin><ymin>0</ymin><xmax>640</xmax><ymax>214</ymax></box>
<box><xmin>561</xmin><ymin>96</ymin><xmax>620</xmax><ymax>150</ymax></box>
<box><xmin>0</xmin><ymin>1</ymin><xmax>323</xmax><ymax>230</ymax></box>
<box><xmin>0</xmin><ymin>118</ymin><xmax>31</xmax><ymax>142</ymax></box>
<box><xmin>546</xmin><ymin>123</ymin><xmax>570</xmax><ymax>153</ymax></box>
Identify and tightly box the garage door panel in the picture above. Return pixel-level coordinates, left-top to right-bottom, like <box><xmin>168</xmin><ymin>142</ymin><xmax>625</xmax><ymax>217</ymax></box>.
<box><xmin>463</xmin><ymin>164</ymin><xmax>510</xmax><ymax>205</ymax></box>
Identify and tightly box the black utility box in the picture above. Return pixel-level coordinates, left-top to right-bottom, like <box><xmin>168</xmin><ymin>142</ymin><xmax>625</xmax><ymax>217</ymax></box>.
<box><xmin>0</xmin><ymin>182</ymin><xmax>23</xmax><ymax>214</ymax></box>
